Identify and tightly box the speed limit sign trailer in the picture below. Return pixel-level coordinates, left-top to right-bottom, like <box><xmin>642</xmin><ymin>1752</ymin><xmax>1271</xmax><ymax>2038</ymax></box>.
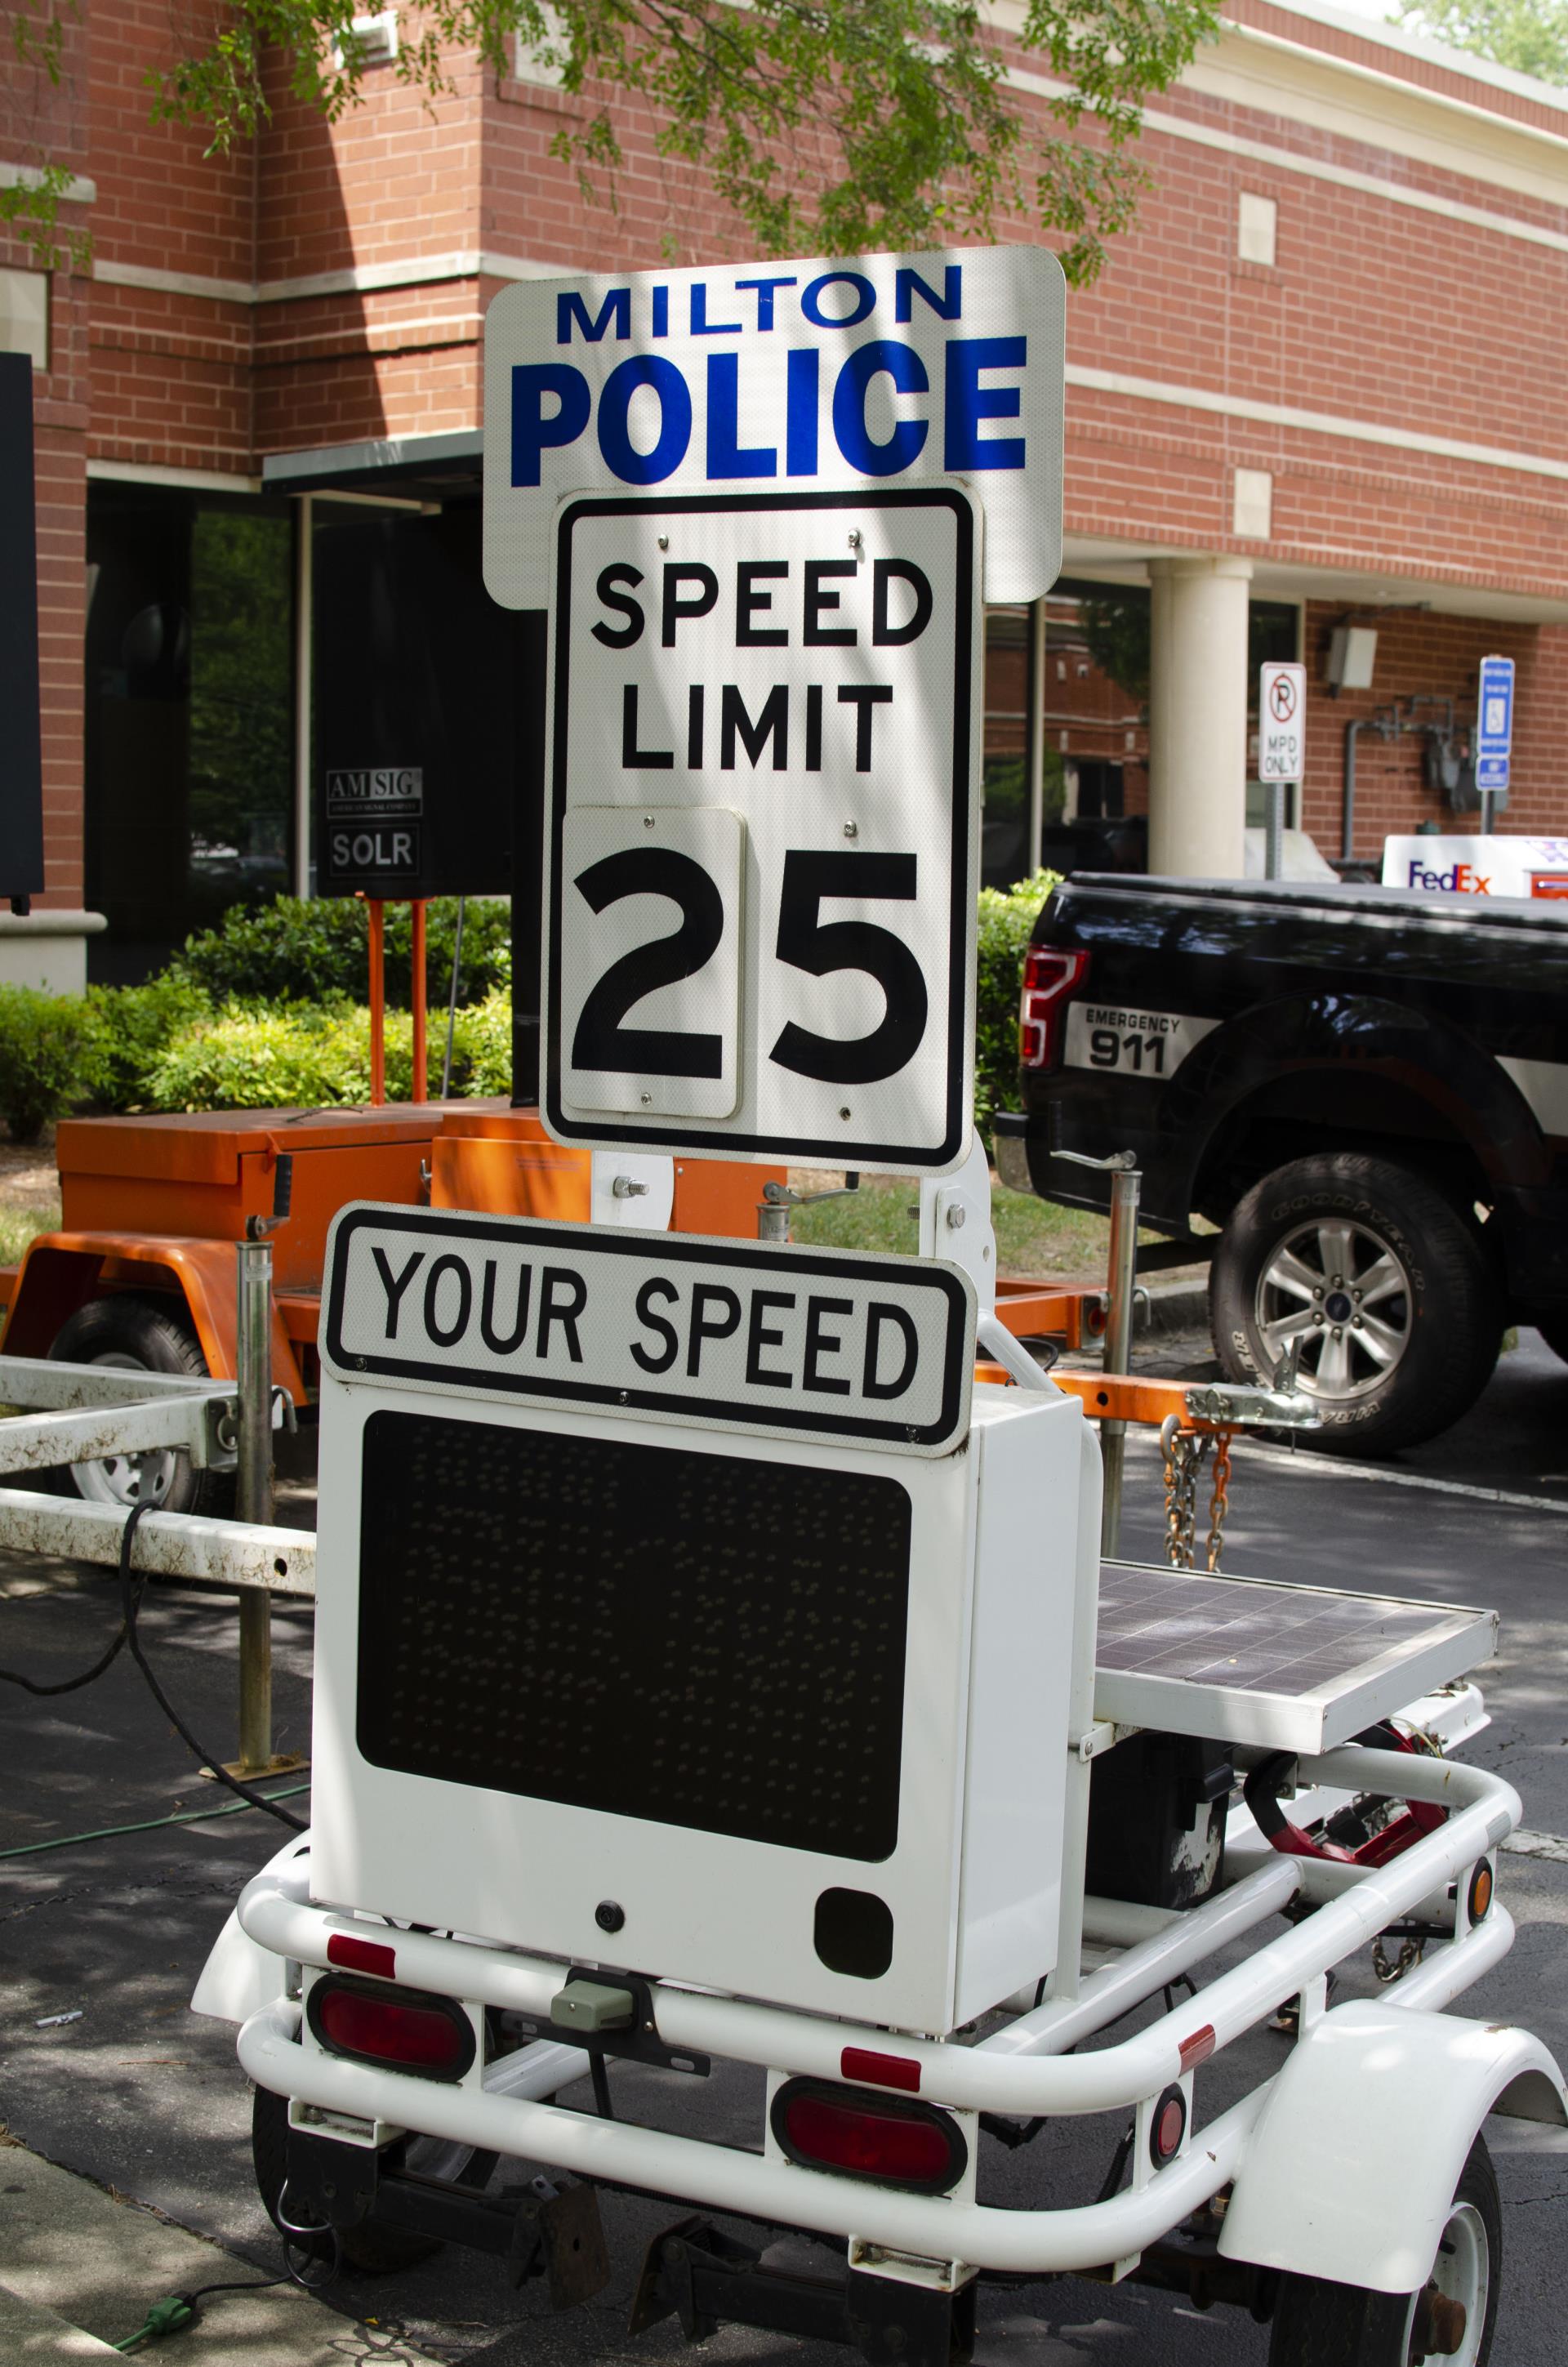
<box><xmin>196</xmin><ymin>245</ymin><xmax>1566</xmax><ymax>2367</ymax></box>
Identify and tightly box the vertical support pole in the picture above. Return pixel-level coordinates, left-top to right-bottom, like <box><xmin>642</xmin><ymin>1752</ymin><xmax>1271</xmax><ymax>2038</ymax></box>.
<box><xmin>1099</xmin><ymin>1163</ymin><xmax>1141</xmax><ymax>1558</ymax></box>
<box><xmin>235</xmin><ymin>1235</ymin><xmax>275</xmax><ymax>1776</ymax></box>
<box><xmin>1264</xmin><ymin>779</ymin><xmax>1285</xmax><ymax>880</ymax></box>
<box><xmin>292</xmin><ymin>493</ymin><xmax>314</xmax><ymax>898</ymax></box>
<box><xmin>1481</xmin><ymin>787</ymin><xmax>1496</xmax><ymax>836</ymax></box>
<box><xmin>367</xmin><ymin>898</ymin><xmax>386</xmax><ymax>1106</ymax></box>
<box><xmin>410</xmin><ymin>898</ymin><xmax>427</xmax><ymax>1103</ymax></box>
<box><xmin>1027</xmin><ymin>595</ymin><xmax>1047</xmax><ymax>873</ymax></box>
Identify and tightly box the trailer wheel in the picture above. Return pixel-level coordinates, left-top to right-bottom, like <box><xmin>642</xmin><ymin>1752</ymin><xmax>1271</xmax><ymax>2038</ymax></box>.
<box><xmin>1267</xmin><ymin>2134</ymin><xmax>1499</xmax><ymax>2365</ymax></box>
<box><xmin>1209</xmin><ymin>1154</ymin><xmax>1501</xmax><ymax>1456</ymax></box>
<box><xmin>252</xmin><ymin>2084</ymin><xmax>499</xmax><ymax>2274</ymax></box>
<box><xmin>47</xmin><ymin>1294</ymin><xmax>225</xmax><ymax>1518</ymax></box>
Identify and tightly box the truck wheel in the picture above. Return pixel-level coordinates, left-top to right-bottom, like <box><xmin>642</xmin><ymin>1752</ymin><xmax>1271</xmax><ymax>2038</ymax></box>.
<box><xmin>1209</xmin><ymin>1154</ymin><xmax>1501</xmax><ymax>1456</ymax></box>
<box><xmin>48</xmin><ymin>1294</ymin><xmax>224</xmax><ymax>1518</ymax></box>
<box><xmin>1267</xmin><ymin>2133</ymin><xmax>1499</xmax><ymax>2365</ymax></box>
<box><xmin>252</xmin><ymin>2084</ymin><xmax>499</xmax><ymax>2274</ymax></box>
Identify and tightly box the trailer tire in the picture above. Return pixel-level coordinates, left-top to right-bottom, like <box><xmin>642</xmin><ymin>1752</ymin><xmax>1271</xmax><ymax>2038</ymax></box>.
<box><xmin>47</xmin><ymin>1294</ymin><xmax>227</xmax><ymax>1517</ymax></box>
<box><xmin>1209</xmin><ymin>1153</ymin><xmax>1501</xmax><ymax>1456</ymax></box>
<box><xmin>1267</xmin><ymin>2133</ymin><xmax>1500</xmax><ymax>2365</ymax></box>
<box><xmin>252</xmin><ymin>2085</ymin><xmax>498</xmax><ymax>2275</ymax></box>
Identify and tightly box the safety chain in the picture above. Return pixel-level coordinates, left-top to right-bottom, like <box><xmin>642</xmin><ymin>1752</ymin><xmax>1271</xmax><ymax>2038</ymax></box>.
<box><xmin>1371</xmin><ymin>1936</ymin><xmax>1425</xmax><ymax>1985</ymax></box>
<box><xmin>1160</xmin><ymin>1418</ymin><xmax>1236</xmax><ymax>1572</ymax></box>
<box><xmin>1206</xmin><ymin>1429</ymin><xmax>1233</xmax><ymax>1573</ymax></box>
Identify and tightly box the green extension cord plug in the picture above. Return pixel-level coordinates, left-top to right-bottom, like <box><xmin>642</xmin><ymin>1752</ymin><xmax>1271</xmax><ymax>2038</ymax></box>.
<box><xmin>114</xmin><ymin>2295</ymin><xmax>196</xmax><ymax>2351</ymax></box>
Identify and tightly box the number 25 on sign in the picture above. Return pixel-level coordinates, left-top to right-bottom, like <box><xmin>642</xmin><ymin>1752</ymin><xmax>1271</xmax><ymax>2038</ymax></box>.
<box><xmin>541</xmin><ymin>485</ymin><xmax>982</xmax><ymax>1174</ymax></box>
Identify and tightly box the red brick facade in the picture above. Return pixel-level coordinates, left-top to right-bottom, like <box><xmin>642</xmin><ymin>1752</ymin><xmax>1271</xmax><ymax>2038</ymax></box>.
<box><xmin>5</xmin><ymin>0</ymin><xmax>1568</xmax><ymax>907</ymax></box>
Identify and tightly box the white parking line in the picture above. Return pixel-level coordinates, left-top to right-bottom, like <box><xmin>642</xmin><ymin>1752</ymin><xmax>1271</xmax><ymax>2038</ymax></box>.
<box><xmin>1503</xmin><ymin>1829</ymin><xmax>1568</xmax><ymax>1866</ymax></box>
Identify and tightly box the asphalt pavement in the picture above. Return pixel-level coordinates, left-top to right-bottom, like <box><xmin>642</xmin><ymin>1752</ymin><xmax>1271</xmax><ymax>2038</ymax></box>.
<box><xmin>3</xmin><ymin>1335</ymin><xmax>1568</xmax><ymax>2365</ymax></box>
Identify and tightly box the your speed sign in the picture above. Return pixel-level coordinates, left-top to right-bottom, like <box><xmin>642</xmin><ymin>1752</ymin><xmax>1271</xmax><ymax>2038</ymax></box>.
<box><xmin>542</xmin><ymin>484</ymin><xmax>981</xmax><ymax>1172</ymax></box>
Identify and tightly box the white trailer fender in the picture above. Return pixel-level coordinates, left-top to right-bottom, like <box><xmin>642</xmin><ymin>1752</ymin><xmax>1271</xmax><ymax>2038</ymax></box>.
<box><xmin>190</xmin><ymin>1831</ymin><xmax>311</xmax><ymax>2025</ymax></box>
<box><xmin>1220</xmin><ymin>1999</ymin><xmax>1568</xmax><ymax>2293</ymax></box>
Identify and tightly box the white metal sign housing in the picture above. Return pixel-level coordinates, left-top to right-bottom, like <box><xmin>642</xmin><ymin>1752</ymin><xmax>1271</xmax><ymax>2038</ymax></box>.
<box><xmin>310</xmin><ymin>1361</ymin><xmax>1089</xmax><ymax>2032</ymax></box>
<box><xmin>543</xmin><ymin>484</ymin><xmax>981</xmax><ymax>1172</ymax></box>
<box><xmin>483</xmin><ymin>246</ymin><xmax>1065</xmax><ymax>607</ymax></box>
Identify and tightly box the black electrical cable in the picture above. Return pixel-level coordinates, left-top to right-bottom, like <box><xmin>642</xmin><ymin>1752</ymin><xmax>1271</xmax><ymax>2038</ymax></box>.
<box><xmin>114</xmin><ymin>1502</ymin><xmax>306</xmax><ymax>1832</ymax></box>
<box><xmin>0</xmin><ymin>1608</ymin><xmax>133</xmax><ymax>1696</ymax></box>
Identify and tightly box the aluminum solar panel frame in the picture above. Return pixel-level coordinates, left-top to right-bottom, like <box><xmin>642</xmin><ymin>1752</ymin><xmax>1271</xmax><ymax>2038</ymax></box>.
<box><xmin>1093</xmin><ymin>1560</ymin><xmax>1498</xmax><ymax>1755</ymax></box>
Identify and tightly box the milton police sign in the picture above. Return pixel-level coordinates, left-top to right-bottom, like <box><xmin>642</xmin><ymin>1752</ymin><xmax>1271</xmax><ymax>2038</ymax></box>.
<box><xmin>483</xmin><ymin>247</ymin><xmax>1065</xmax><ymax>608</ymax></box>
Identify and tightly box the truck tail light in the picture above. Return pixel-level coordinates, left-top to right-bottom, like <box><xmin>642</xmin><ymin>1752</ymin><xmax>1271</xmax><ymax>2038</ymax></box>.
<box><xmin>306</xmin><ymin>1974</ymin><xmax>476</xmax><ymax>2082</ymax></box>
<box><xmin>771</xmin><ymin>2078</ymin><xmax>967</xmax><ymax>2193</ymax></box>
<box><xmin>1020</xmin><ymin>948</ymin><xmax>1089</xmax><ymax>1071</ymax></box>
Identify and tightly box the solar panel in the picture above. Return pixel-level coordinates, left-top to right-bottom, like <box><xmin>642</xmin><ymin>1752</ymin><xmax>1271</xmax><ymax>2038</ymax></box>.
<box><xmin>1094</xmin><ymin>1559</ymin><xmax>1496</xmax><ymax>1753</ymax></box>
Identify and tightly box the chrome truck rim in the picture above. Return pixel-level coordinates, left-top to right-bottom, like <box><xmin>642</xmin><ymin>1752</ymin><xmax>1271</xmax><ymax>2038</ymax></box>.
<box><xmin>1254</xmin><ymin>1218</ymin><xmax>1413</xmax><ymax>1405</ymax></box>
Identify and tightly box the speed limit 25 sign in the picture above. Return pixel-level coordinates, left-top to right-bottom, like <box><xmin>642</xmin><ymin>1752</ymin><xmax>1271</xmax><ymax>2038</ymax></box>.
<box><xmin>541</xmin><ymin>484</ymin><xmax>981</xmax><ymax>1172</ymax></box>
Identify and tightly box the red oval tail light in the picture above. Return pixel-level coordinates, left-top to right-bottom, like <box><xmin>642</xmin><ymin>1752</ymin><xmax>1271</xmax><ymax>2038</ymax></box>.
<box><xmin>772</xmin><ymin>2079</ymin><xmax>966</xmax><ymax>2192</ymax></box>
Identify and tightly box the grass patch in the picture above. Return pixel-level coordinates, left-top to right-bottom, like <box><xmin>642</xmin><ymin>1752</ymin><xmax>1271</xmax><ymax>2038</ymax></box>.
<box><xmin>0</xmin><ymin>1203</ymin><xmax>59</xmax><ymax>1267</ymax></box>
<box><xmin>790</xmin><ymin>1174</ymin><xmax>1118</xmax><ymax>1278</ymax></box>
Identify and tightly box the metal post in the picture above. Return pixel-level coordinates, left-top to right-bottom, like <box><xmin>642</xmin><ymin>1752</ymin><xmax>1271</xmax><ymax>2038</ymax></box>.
<box><xmin>235</xmin><ymin>1236</ymin><xmax>276</xmax><ymax>1776</ymax></box>
<box><xmin>1100</xmin><ymin>1164</ymin><xmax>1141</xmax><ymax>1558</ymax></box>
<box><xmin>367</xmin><ymin>898</ymin><xmax>386</xmax><ymax>1105</ymax></box>
<box><xmin>1027</xmin><ymin>595</ymin><xmax>1047</xmax><ymax>871</ymax></box>
<box><xmin>410</xmin><ymin>898</ymin><xmax>427</xmax><ymax>1102</ymax></box>
<box><xmin>1480</xmin><ymin>787</ymin><xmax>1496</xmax><ymax>836</ymax></box>
<box><xmin>1264</xmin><ymin>779</ymin><xmax>1284</xmax><ymax>880</ymax></box>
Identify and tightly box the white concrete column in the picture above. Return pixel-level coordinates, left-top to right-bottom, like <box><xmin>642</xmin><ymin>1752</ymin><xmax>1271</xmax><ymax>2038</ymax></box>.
<box><xmin>1147</xmin><ymin>555</ymin><xmax>1253</xmax><ymax>877</ymax></box>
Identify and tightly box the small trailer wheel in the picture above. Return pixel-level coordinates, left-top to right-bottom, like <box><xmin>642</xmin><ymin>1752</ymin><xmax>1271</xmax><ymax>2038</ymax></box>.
<box><xmin>47</xmin><ymin>1294</ymin><xmax>229</xmax><ymax>1518</ymax></box>
<box><xmin>1267</xmin><ymin>2133</ymin><xmax>1500</xmax><ymax>2365</ymax></box>
<box><xmin>252</xmin><ymin>2085</ymin><xmax>498</xmax><ymax>2274</ymax></box>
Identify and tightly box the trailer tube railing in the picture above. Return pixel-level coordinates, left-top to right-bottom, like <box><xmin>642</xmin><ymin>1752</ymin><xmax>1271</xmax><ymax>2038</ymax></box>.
<box><xmin>238</xmin><ymin>1747</ymin><xmax>1517</xmax><ymax>2128</ymax></box>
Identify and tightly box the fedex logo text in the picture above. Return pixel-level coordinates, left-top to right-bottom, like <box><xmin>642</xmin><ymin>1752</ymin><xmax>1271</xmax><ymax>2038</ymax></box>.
<box><xmin>1408</xmin><ymin>861</ymin><xmax>1492</xmax><ymax>894</ymax></box>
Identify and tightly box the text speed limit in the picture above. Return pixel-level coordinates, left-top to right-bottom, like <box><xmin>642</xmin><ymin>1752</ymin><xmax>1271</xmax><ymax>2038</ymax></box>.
<box><xmin>544</xmin><ymin>485</ymin><xmax>982</xmax><ymax>1172</ymax></box>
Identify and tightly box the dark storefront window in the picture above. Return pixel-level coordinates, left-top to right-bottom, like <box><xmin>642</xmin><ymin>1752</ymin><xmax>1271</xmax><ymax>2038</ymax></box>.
<box><xmin>86</xmin><ymin>484</ymin><xmax>294</xmax><ymax>981</ymax></box>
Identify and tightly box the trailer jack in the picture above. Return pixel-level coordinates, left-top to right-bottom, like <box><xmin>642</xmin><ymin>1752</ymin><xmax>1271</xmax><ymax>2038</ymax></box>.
<box><xmin>630</xmin><ymin>2218</ymin><xmax>978</xmax><ymax>2367</ymax></box>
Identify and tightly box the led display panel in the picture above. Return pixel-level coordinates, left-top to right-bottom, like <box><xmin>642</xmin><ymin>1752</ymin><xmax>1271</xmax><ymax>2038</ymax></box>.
<box><xmin>355</xmin><ymin>1408</ymin><xmax>911</xmax><ymax>1861</ymax></box>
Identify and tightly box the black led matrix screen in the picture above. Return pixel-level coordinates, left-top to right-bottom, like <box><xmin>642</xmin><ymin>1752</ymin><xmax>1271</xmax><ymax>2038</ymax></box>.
<box><xmin>356</xmin><ymin>1411</ymin><xmax>911</xmax><ymax>1861</ymax></box>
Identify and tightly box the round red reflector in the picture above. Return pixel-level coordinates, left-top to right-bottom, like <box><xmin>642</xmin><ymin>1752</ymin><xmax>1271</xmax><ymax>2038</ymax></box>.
<box><xmin>775</xmin><ymin>2084</ymin><xmax>964</xmax><ymax>2192</ymax></box>
<box><xmin>310</xmin><ymin>1980</ymin><xmax>473</xmax><ymax>2079</ymax></box>
<box><xmin>1150</xmin><ymin>2085</ymin><xmax>1187</xmax><ymax>2168</ymax></box>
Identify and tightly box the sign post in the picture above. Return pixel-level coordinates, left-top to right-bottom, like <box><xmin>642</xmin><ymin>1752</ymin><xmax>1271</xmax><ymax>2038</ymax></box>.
<box><xmin>1476</xmin><ymin>653</ymin><xmax>1515</xmax><ymax>836</ymax></box>
<box><xmin>1258</xmin><ymin>659</ymin><xmax>1307</xmax><ymax>881</ymax></box>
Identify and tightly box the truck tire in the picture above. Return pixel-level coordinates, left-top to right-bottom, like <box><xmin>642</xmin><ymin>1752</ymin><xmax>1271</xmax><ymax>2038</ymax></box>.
<box><xmin>1267</xmin><ymin>2133</ymin><xmax>1499</xmax><ymax>2365</ymax></box>
<box><xmin>252</xmin><ymin>2084</ymin><xmax>498</xmax><ymax>2273</ymax></box>
<box><xmin>1209</xmin><ymin>1153</ymin><xmax>1501</xmax><ymax>1457</ymax></box>
<box><xmin>47</xmin><ymin>1294</ymin><xmax>227</xmax><ymax>1517</ymax></box>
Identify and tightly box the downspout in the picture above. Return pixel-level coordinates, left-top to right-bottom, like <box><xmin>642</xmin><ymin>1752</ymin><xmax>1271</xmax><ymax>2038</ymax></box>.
<box><xmin>1341</xmin><ymin>715</ymin><xmax>1364</xmax><ymax>863</ymax></box>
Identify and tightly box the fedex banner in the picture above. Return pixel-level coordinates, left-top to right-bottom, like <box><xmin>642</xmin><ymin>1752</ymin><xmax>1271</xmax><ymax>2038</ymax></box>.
<box><xmin>482</xmin><ymin>247</ymin><xmax>1064</xmax><ymax>608</ymax></box>
<box><xmin>1383</xmin><ymin>835</ymin><xmax>1568</xmax><ymax>901</ymax></box>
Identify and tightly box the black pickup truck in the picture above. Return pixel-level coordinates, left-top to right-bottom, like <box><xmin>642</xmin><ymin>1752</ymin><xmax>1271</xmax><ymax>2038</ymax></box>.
<box><xmin>992</xmin><ymin>874</ymin><xmax>1568</xmax><ymax>1454</ymax></box>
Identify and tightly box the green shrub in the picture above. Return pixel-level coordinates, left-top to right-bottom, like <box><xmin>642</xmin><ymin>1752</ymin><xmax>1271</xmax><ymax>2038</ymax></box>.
<box><xmin>448</xmin><ymin>987</ymin><xmax>513</xmax><ymax>1098</ymax></box>
<box><xmin>87</xmin><ymin>976</ymin><xmax>213</xmax><ymax>1110</ymax></box>
<box><xmin>143</xmin><ymin>1001</ymin><xmax>397</xmax><ymax>1112</ymax></box>
<box><xmin>0</xmin><ymin>987</ymin><xmax>108</xmax><ymax>1143</ymax></box>
<box><xmin>170</xmin><ymin>895</ymin><xmax>512</xmax><ymax>1006</ymax></box>
<box><xmin>974</xmin><ymin>869</ymin><xmax>1059</xmax><ymax>1136</ymax></box>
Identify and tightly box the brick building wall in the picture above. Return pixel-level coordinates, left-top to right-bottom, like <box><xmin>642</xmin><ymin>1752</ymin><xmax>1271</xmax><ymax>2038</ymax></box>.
<box><xmin>7</xmin><ymin>0</ymin><xmax>1568</xmax><ymax>924</ymax></box>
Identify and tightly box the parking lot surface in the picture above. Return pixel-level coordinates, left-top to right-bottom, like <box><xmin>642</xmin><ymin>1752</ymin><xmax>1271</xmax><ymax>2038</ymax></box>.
<box><xmin>3</xmin><ymin>1335</ymin><xmax>1567</xmax><ymax>2364</ymax></box>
